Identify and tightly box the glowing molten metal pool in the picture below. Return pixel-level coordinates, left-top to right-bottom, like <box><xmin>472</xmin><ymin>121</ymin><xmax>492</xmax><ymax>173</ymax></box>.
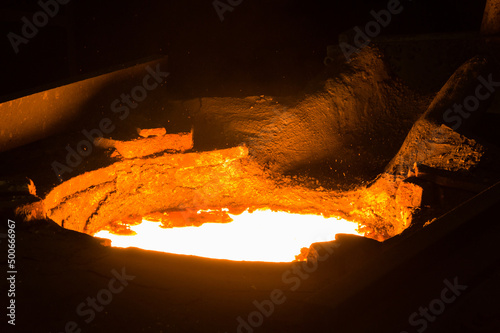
<box><xmin>94</xmin><ymin>209</ymin><xmax>363</xmax><ymax>262</ymax></box>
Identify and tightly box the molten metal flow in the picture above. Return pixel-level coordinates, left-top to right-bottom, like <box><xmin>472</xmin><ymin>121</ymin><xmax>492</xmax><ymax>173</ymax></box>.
<box><xmin>94</xmin><ymin>209</ymin><xmax>362</xmax><ymax>262</ymax></box>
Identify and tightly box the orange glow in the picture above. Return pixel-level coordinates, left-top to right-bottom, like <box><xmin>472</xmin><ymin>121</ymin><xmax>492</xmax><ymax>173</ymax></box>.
<box><xmin>93</xmin><ymin>209</ymin><xmax>363</xmax><ymax>262</ymax></box>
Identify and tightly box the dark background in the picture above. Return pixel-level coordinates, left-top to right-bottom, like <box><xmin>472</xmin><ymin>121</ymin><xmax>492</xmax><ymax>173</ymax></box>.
<box><xmin>0</xmin><ymin>0</ymin><xmax>487</xmax><ymax>99</ymax></box>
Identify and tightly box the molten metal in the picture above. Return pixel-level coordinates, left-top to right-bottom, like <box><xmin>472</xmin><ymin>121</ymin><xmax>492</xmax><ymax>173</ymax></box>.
<box><xmin>94</xmin><ymin>209</ymin><xmax>362</xmax><ymax>262</ymax></box>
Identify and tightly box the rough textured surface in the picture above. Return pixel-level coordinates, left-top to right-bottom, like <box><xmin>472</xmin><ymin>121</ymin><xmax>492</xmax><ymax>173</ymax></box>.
<box><xmin>136</xmin><ymin>127</ymin><xmax>167</xmax><ymax>137</ymax></box>
<box><xmin>18</xmin><ymin>49</ymin><xmax>500</xmax><ymax>242</ymax></box>
<box><xmin>95</xmin><ymin>130</ymin><xmax>193</xmax><ymax>158</ymax></box>
<box><xmin>14</xmin><ymin>51</ymin><xmax>500</xmax><ymax>246</ymax></box>
<box><xmin>385</xmin><ymin>55</ymin><xmax>497</xmax><ymax>176</ymax></box>
<box><xmin>189</xmin><ymin>47</ymin><xmax>429</xmax><ymax>189</ymax></box>
<box><xmin>386</xmin><ymin>120</ymin><xmax>484</xmax><ymax>175</ymax></box>
<box><xmin>482</xmin><ymin>0</ymin><xmax>500</xmax><ymax>35</ymax></box>
<box><xmin>18</xmin><ymin>146</ymin><xmax>421</xmax><ymax>241</ymax></box>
